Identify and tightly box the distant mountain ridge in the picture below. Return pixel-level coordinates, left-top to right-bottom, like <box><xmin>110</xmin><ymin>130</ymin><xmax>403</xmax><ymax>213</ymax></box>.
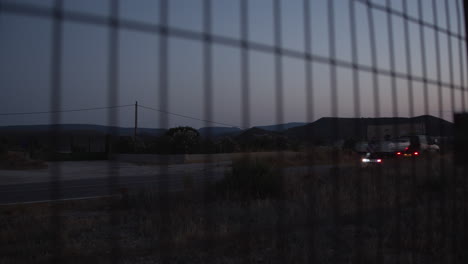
<box><xmin>197</xmin><ymin>122</ymin><xmax>306</xmax><ymax>138</ymax></box>
<box><xmin>285</xmin><ymin>115</ymin><xmax>453</xmax><ymax>143</ymax></box>
<box><xmin>236</xmin><ymin>127</ymin><xmax>282</xmax><ymax>141</ymax></box>
<box><xmin>0</xmin><ymin>115</ymin><xmax>453</xmax><ymax>142</ymax></box>
<box><xmin>0</xmin><ymin>124</ymin><xmax>166</xmax><ymax>137</ymax></box>
<box><xmin>198</xmin><ymin>127</ymin><xmax>242</xmax><ymax>138</ymax></box>
<box><xmin>254</xmin><ymin>122</ymin><xmax>307</xmax><ymax>131</ymax></box>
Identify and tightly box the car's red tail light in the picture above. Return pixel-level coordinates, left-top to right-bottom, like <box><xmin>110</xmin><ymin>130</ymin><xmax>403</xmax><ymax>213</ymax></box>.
<box><xmin>414</xmin><ymin>152</ymin><xmax>419</xmax><ymax>156</ymax></box>
<box><xmin>396</xmin><ymin>152</ymin><xmax>402</xmax><ymax>156</ymax></box>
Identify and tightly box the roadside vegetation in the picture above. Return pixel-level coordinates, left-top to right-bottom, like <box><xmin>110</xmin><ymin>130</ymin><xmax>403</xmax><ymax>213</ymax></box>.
<box><xmin>0</xmin><ymin>154</ymin><xmax>465</xmax><ymax>263</ymax></box>
<box><xmin>0</xmin><ymin>151</ymin><xmax>47</xmax><ymax>170</ymax></box>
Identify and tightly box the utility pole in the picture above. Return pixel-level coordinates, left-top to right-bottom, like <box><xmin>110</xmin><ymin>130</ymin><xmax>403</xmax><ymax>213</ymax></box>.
<box><xmin>134</xmin><ymin>101</ymin><xmax>138</xmax><ymax>140</ymax></box>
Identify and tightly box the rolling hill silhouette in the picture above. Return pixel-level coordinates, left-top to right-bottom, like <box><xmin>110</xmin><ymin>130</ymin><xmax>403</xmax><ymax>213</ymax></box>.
<box><xmin>285</xmin><ymin>115</ymin><xmax>453</xmax><ymax>143</ymax></box>
<box><xmin>0</xmin><ymin>115</ymin><xmax>452</xmax><ymax>145</ymax></box>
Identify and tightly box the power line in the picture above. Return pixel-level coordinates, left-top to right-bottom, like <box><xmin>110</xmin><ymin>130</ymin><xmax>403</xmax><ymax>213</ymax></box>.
<box><xmin>0</xmin><ymin>104</ymin><xmax>133</xmax><ymax>116</ymax></box>
<box><xmin>138</xmin><ymin>104</ymin><xmax>243</xmax><ymax>129</ymax></box>
<box><xmin>0</xmin><ymin>103</ymin><xmax>243</xmax><ymax>128</ymax></box>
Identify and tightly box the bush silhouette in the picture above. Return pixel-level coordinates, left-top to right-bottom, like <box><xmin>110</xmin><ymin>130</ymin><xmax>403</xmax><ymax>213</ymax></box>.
<box><xmin>217</xmin><ymin>157</ymin><xmax>282</xmax><ymax>200</ymax></box>
<box><xmin>165</xmin><ymin>126</ymin><xmax>201</xmax><ymax>154</ymax></box>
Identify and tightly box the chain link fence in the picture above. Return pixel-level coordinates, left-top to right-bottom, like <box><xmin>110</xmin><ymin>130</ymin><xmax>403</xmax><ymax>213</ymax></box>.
<box><xmin>0</xmin><ymin>0</ymin><xmax>467</xmax><ymax>263</ymax></box>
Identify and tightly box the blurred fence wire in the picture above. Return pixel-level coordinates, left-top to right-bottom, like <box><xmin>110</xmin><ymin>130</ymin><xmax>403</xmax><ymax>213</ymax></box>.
<box><xmin>0</xmin><ymin>0</ymin><xmax>467</xmax><ymax>263</ymax></box>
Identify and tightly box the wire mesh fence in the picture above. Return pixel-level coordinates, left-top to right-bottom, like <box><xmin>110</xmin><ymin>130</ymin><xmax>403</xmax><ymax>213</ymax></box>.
<box><xmin>0</xmin><ymin>0</ymin><xmax>467</xmax><ymax>263</ymax></box>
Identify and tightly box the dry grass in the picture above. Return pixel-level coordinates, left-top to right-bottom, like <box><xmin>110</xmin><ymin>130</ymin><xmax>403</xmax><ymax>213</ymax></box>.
<box><xmin>0</xmin><ymin>151</ymin><xmax>48</xmax><ymax>170</ymax></box>
<box><xmin>132</xmin><ymin>150</ymin><xmax>360</xmax><ymax>166</ymax></box>
<box><xmin>218</xmin><ymin>149</ymin><xmax>360</xmax><ymax>167</ymax></box>
<box><xmin>0</xmin><ymin>154</ymin><xmax>466</xmax><ymax>263</ymax></box>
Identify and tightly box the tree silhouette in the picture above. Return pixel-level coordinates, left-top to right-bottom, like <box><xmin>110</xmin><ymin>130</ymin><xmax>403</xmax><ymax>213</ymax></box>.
<box><xmin>165</xmin><ymin>126</ymin><xmax>201</xmax><ymax>154</ymax></box>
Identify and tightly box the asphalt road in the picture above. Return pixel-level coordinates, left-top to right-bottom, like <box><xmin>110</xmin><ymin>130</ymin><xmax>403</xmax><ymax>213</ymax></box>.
<box><xmin>0</xmin><ymin>161</ymin><xmax>341</xmax><ymax>205</ymax></box>
<box><xmin>0</xmin><ymin>161</ymin><xmax>229</xmax><ymax>204</ymax></box>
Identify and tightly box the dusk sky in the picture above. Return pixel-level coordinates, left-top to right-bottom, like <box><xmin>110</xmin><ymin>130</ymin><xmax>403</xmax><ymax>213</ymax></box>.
<box><xmin>0</xmin><ymin>0</ymin><xmax>467</xmax><ymax>129</ymax></box>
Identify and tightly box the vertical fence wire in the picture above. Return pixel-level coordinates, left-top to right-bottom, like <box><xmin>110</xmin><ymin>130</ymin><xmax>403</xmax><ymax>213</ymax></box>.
<box><xmin>202</xmin><ymin>0</ymin><xmax>215</xmax><ymax>261</ymax></box>
<box><xmin>349</xmin><ymin>0</ymin><xmax>364</xmax><ymax>262</ymax></box>
<box><xmin>444</xmin><ymin>1</ymin><xmax>458</xmax><ymax>262</ymax></box>
<box><xmin>385</xmin><ymin>0</ymin><xmax>403</xmax><ymax>261</ymax></box>
<box><xmin>240</xmin><ymin>0</ymin><xmax>250</xmax><ymax>132</ymax></box>
<box><xmin>272</xmin><ymin>1</ymin><xmax>287</xmax><ymax>261</ymax></box>
<box><xmin>107</xmin><ymin>0</ymin><xmax>121</xmax><ymax>262</ymax></box>
<box><xmin>432</xmin><ymin>1</ymin><xmax>449</xmax><ymax>262</ymax></box>
<box><xmin>50</xmin><ymin>0</ymin><xmax>63</xmax><ymax>262</ymax></box>
<box><xmin>459</xmin><ymin>1</ymin><xmax>468</xmax><ymax>262</ymax></box>
<box><xmin>327</xmin><ymin>1</ymin><xmax>341</xmax><ymax>262</ymax></box>
<box><xmin>302</xmin><ymin>0</ymin><xmax>317</xmax><ymax>262</ymax></box>
<box><xmin>457</xmin><ymin>1</ymin><xmax>467</xmax><ymax>112</ymax></box>
<box><xmin>364</xmin><ymin>1</ymin><xmax>384</xmax><ymax>262</ymax></box>
<box><xmin>239</xmin><ymin>0</ymin><xmax>253</xmax><ymax>262</ymax></box>
<box><xmin>157</xmin><ymin>0</ymin><xmax>171</xmax><ymax>263</ymax></box>
<box><xmin>401</xmin><ymin>2</ymin><xmax>418</xmax><ymax>262</ymax></box>
<box><xmin>417</xmin><ymin>0</ymin><xmax>435</xmax><ymax>261</ymax></box>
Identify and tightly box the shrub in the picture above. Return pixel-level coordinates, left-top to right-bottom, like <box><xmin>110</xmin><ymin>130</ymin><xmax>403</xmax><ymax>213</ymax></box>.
<box><xmin>165</xmin><ymin>126</ymin><xmax>201</xmax><ymax>154</ymax></box>
<box><xmin>215</xmin><ymin>137</ymin><xmax>240</xmax><ymax>153</ymax></box>
<box><xmin>216</xmin><ymin>157</ymin><xmax>283</xmax><ymax>200</ymax></box>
